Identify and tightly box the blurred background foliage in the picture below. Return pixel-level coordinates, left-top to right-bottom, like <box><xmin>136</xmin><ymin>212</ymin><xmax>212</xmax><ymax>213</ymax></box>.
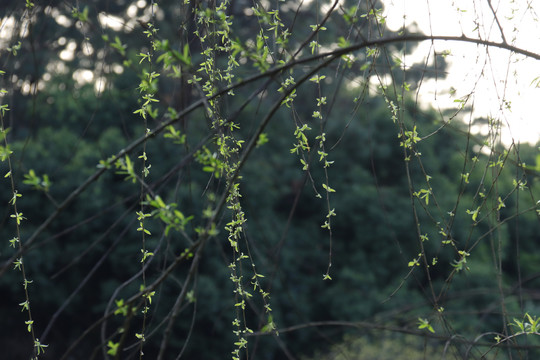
<box><xmin>0</xmin><ymin>0</ymin><xmax>539</xmax><ymax>359</ymax></box>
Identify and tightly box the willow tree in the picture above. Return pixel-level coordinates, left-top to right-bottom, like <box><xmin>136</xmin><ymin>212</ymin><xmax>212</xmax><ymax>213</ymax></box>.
<box><xmin>1</xmin><ymin>0</ymin><xmax>539</xmax><ymax>359</ymax></box>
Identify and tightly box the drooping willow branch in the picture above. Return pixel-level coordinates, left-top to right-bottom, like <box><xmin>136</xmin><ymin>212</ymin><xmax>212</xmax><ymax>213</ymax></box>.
<box><xmin>58</xmin><ymin>237</ymin><xmax>203</xmax><ymax>360</ymax></box>
<box><xmin>2</xmin><ymin>33</ymin><xmax>538</xmax><ymax>276</ymax></box>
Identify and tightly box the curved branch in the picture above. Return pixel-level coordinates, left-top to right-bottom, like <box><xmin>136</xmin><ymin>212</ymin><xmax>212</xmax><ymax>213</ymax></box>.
<box><xmin>3</xmin><ymin>33</ymin><xmax>538</xmax><ymax>276</ymax></box>
<box><xmin>246</xmin><ymin>320</ymin><xmax>540</xmax><ymax>350</ymax></box>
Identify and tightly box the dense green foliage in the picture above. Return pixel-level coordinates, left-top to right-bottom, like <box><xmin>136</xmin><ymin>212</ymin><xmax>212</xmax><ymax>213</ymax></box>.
<box><xmin>0</xmin><ymin>0</ymin><xmax>539</xmax><ymax>359</ymax></box>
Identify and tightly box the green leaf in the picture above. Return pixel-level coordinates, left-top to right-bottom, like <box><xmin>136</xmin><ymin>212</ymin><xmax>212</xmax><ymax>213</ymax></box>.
<box><xmin>322</xmin><ymin>183</ymin><xmax>336</xmax><ymax>193</ymax></box>
<box><xmin>107</xmin><ymin>340</ymin><xmax>119</xmax><ymax>356</ymax></box>
<box><xmin>418</xmin><ymin>318</ymin><xmax>435</xmax><ymax>333</ymax></box>
<box><xmin>323</xmin><ymin>273</ymin><xmax>332</xmax><ymax>280</ymax></box>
